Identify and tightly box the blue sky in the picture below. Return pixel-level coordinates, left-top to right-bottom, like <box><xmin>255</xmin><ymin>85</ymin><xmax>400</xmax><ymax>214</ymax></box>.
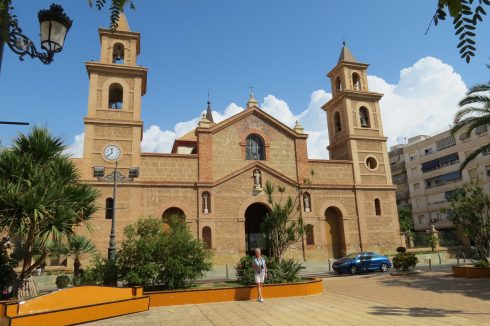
<box><xmin>0</xmin><ymin>1</ymin><xmax>489</xmax><ymax>158</ymax></box>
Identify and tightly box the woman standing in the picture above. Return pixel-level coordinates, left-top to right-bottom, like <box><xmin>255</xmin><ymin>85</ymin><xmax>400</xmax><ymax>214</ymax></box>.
<box><xmin>252</xmin><ymin>248</ymin><xmax>267</xmax><ymax>302</ymax></box>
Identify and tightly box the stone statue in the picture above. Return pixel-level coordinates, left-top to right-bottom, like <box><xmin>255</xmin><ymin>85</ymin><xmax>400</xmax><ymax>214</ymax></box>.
<box><xmin>304</xmin><ymin>194</ymin><xmax>310</xmax><ymax>213</ymax></box>
<box><xmin>202</xmin><ymin>193</ymin><xmax>209</xmax><ymax>214</ymax></box>
<box><xmin>253</xmin><ymin>170</ymin><xmax>261</xmax><ymax>189</ymax></box>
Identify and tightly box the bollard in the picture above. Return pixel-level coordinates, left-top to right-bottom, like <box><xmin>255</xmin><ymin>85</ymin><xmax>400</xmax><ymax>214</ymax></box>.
<box><xmin>463</xmin><ymin>252</ymin><xmax>466</xmax><ymax>266</ymax></box>
<box><xmin>226</xmin><ymin>264</ymin><xmax>229</xmax><ymax>279</ymax></box>
<box><xmin>328</xmin><ymin>259</ymin><xmax>331</xmax><ymax>272</ymax></box>
<box><xmin>429</xmin><ymin>258</ymin><xmax>432</xmax><ymax>271</ymax></box>
<box><xmin>457</xmin><ymin>257</ymin><xmax>460</xmax><ymax>266</ymax></box>
<box><xmin>438</xmin><ymin>253</ymin><xmax>441</xmax><ymax>265</ymax></box>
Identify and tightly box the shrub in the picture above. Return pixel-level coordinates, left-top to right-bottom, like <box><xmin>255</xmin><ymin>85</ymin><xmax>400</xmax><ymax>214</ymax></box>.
<box><xmin>235</xmin><ymin>255</ymin><xmax>255</xmax><ymax>285</ymax></box>
<box><xmin>396</xmin><ymin>246</ymin><xmax>407</xmax><ymax>253</ymax></box>
<box><xmin>392</xmin><ymin>252</ymin><xmax>418</xmax><ymax>271</ymax></box>
<box><xmin>117</xmin><ymin>216</ymin><xmax>212</xmax><ymax>289</ymax></box>
<box><xmin>474</xmin><ymin>260</ymin><xmax>490</xmax><ymax>268</ymax></box>
<box><xmin>55</xmin><ymin>275</ymin><xmax>71</xmax><ymax>289</ymax></box>
<box><xmin>267</xmin><ymin>259</ymin><xmax>305</xmax><ymax>283</ymax></box>
<box><xmin>235</xmin><ymin>255</ymin><xmax>304</xmax><ymax>285</ymax></box>
<box><xmin>79</xmin><ymin>256</ymin><xmax>117</xmax><ymax>286</ymax></box>
<box><xmin>80</xmin><ymin>217</ymin><xmax>212</xmax><ymax>289</ymax></box>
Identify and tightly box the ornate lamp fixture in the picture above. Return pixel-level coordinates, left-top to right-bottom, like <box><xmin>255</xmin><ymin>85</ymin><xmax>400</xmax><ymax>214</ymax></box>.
<box><xmin>7</xmin><ymin>4</ymin><xmax>72</xmax><ymax>64</ymax></box>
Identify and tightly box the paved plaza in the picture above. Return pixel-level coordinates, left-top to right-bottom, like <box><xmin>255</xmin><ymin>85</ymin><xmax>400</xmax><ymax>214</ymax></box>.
<box><xmin>88</xmin><ymin>271</ymin><xmax>490</xmax><ymax>325</ymax></box>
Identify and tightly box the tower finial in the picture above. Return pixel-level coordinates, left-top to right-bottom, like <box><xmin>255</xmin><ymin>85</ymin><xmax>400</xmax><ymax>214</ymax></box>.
<box><xmin>205</xmin><ymin>89</ymin><xmax>214</xmax><ymax>123</ymax></box>
<box><xmin>247</xmin><ymin>86</ymin><xmax>259</xmax><ymax>109</ymax></box>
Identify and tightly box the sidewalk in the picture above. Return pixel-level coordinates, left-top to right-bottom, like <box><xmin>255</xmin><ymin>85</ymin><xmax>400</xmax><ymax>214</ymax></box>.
<box><xmin>88</xmin><ymin>271</ymin><xmax>490</xmax><ymax>325</ymax></box>
<box><xmin>203</xmin><ymin>258</ymin><xmax>459</xmax><ymax>281</ymax></box>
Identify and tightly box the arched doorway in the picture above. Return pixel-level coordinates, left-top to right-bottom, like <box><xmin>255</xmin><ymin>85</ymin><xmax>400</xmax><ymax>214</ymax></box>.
<box><xmin>244</xmin><ymin>203</ymin><xmax>270</xmax><ymax>256</ymax></box>
<box><xmin>162</xmin><ymin>207</ymin><xmax>185</xmax><ymax>226</ymax></box>
<box><xmin>325</xmin><ymin>207</ymin><xmax>343</xmax><ymax>258</ymax></box>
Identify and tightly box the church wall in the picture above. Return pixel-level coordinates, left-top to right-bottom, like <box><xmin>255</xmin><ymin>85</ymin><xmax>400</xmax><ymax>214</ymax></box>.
<box><xmin>307</xmin><ymin>161</ymin><xmax>354</xmax><ymax>185</ymax></box>
<box><xmin>139</xmin><ymin>155</ymin><xmax>198</xmax><ymax>182</ymax></box>
<box><xmin>355</xmin><ymin>189</ymin><xmax>401</xmax><ymax>252</ymax></box>
<box><xmin>211</xmin><ymin>114</ymin><xmax>298</xmax><ymax>181</ymax></box>
<box><xmin>82</xmin><ymin>183</ymin><xmax>199</xmax><ymax>258</ymax></box>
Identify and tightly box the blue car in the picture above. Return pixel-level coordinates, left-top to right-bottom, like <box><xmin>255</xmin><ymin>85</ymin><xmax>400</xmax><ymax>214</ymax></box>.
<box><xmin>332</xmin><ymin>252</ymin><xmax>392</xmax><ymax>274</ymax></box>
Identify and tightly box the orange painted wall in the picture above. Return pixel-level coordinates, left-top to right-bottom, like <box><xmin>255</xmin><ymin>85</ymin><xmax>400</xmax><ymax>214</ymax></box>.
<box><xmin>146</xmin><ymin>278</ymin><xmax>323</xmax><ymax>307</ymax></box>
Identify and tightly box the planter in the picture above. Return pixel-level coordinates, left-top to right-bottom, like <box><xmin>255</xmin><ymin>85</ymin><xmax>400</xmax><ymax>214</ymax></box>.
<box><xmin>145</xmin><ymin>278</ymin><xmax>323</xmax><ymax>307</ymax></box>
<box><xmin>452</xmin><ymin>265</ymin><xmax>490</xmax><ymax>278</ymax></box>
<box><xmin>1</xmin><ymin>286</ymin><xmax>149</xmax><ymax>326</ymax></box>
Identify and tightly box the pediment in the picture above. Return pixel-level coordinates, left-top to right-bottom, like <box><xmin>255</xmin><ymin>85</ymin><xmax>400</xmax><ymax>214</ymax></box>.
<box><xmin>207</xmin><ymin>108</ymin><xmax>307</xmax><ymax>140</ymax></box>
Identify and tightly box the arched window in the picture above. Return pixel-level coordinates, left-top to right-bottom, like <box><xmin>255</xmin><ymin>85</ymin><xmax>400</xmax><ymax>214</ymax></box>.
<box><xmin>112</xmin><ymin>43</ymin><xmax>125</xmax><ymax>64</ymax></box>
<box><xmin>202</xmin><ymin>192</ymin><xmax>211</xmax><ymax>214</ymax></box>
<box><xmin>202</xmin><ymin>226</ymin><xmax>212</xmax><ymax>249</ymax></box>
<box><xmin>305</xmin><ymin>224</ymin><xmax>314</xmax><ymax>245</ymax></box>
<box><xmin>108</xmin><ymin>83</ymin><xmax>123</xmax><ymax>109</ymax></box>
<box><xmin>374</xmin><ymin>199</ymin><xmax>381</xmax><ymax>216</ymax></box>
<box><xmin>335</xmin><ymin>76</ymin><xmax>342</xmax><ymax>93</ymax></box>
<box><xmin>352</xmin><ymin>73</ymin><xmax>361</xmax><ymax>90</ymax></box>
<box><xmin>303</xmin><ymin>192</ymin><xmax>311</xmax><ymax>213</ymax></box>
<box><xmin>246</xmin><ymin>134</ymin><xmax>265</xmax><ymax>160</ymax></box>
<box><xmin>334</xmin><ymin>112</ymin><xmax>342</xmax><ymax>133</ymax></box>
<box><xmin>105</xmin><ymin>197</ymin><xmax>114</xmax><ymax>219</ymax></box>
<box><xmin>359</xmin><ymin>107</ymin><xmax>370</xmax><ymax>128</ymax></box>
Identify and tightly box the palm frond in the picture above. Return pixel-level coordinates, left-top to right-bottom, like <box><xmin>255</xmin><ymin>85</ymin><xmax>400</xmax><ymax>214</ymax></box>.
<box><xmin>459</xmin><ymin>143</ymin><xmax>490</xmax><ymax>171</ymax></box>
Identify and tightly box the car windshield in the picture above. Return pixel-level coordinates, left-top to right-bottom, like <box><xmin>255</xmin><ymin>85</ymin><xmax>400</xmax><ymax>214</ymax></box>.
<box><xmin>345</xmin><ymin>253</ymin><xmax>361</xmax><ymax>259</ymax></box>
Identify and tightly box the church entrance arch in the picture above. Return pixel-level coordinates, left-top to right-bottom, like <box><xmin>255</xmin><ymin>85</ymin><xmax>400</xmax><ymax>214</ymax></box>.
<box><xmin>324</xmin><ymin>207</ymin><xmax>344</xmax><ymax>259</ymax></box>
<box><xmin>244</xmin><ymin>203</ymin><xmax>270</xmax><ymax>256</ymax></box>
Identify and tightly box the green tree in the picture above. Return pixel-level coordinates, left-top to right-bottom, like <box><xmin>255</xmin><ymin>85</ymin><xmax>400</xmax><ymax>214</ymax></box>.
<box><xmin>451</xmin><ymin>74</ymin><xmax>490</xmax><ymax>170</ymax></box>
<box><xmin>49</xmin><ymin>235</ymin><xmax>97</xmax><ymax>277</ymax></box>
<box><xmin>0</xmin><ymin>126</ymin><xmax>99</xmax><ymax>294</ymax></box>
<box><xmin>447</xmin><ymin>183</ymin><xmax>490</xmax><ymax>262</ymax></box>
<box><xmin>429</xmin><ymin>0</ymin><xmax>490</xmax><ymax>63</ymax></box>
<box><xmin>398</xmin><ymin>208</ymin><xmax>414</xmax><ymax>247</ymax></box>
<box><xmin>114</xmin><ymin>216</ymin><xmax>212</xmax><ymax>289</ymax></box>
<box><xmin>262</xmin><ymin>180</ymin><xmax>304</xmax><ymax>262</ymax></box>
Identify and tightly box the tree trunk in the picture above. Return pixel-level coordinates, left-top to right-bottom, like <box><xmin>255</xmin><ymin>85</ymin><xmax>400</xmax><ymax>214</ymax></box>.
<box><xmin>74</xmin><ymin>258</ymin><xmax>81</xmax><ymax>277</ymax></box>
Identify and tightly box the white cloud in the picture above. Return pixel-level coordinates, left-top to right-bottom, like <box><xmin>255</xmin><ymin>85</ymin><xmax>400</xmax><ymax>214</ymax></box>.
<box><xmin>369</xmin><ymin>56</ymin><xmax>467</xmax><ymax>146</ymax></box>
<box><xmin>69</xmin><ymin>56</ymin><xmax>468</xmax><ymax>160</ymax></box>
<box><xmin>65</xmin><ymin>132</ymin><xmax>84</xmax><ymax>158</ymax></box>
<box><xmin>141</xmin><ymin>103</ymin><xmax>245</xmax><ymax>153</ymax></box>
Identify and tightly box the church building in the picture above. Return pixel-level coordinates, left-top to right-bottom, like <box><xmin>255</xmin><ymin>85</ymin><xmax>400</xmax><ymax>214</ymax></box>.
<box><xmin>73</xmin><ymin>15</ymin><xmax>402</xmax><ymax>264</ymax></box>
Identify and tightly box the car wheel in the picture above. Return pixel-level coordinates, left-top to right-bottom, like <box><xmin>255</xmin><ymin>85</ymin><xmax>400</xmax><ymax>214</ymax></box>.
<box><xmin>380</xmin><ymin>263</ymin><xmax>389</xmax><ymax>272</ymax></box>
<box><xmin>349</xmin><ymin>266</ymin><xmax>357</xmax><ymax>275</ymax></box>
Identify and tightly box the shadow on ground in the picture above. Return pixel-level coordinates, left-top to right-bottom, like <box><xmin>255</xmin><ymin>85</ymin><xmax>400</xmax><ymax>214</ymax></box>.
<box><xmin>379</xmin><ymin>272</ymin><xmax>490</xmax><ymax>301</ymax></box>
<box><xmin>369</xmin><ymin>305</ymin><xmax>463</xmax><ymax>317</ymax></box>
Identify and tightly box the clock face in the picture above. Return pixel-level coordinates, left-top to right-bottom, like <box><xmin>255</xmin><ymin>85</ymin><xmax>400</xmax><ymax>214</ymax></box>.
<box><xmin>103</xmin><ymin>145</ymin><xmax>121</xmax><ymax>161</ymax></box>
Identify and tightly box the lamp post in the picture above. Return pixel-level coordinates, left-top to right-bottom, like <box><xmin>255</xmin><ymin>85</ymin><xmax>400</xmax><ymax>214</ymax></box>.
<box><xmin>0</xmin><ymin>4</ymin><xmax>72</xmax><ymax>74</ymax></box>
<box><xmin>94</xmin><ymin>163</ymin><xmax>139</xmax><ymax>260</ymax></box>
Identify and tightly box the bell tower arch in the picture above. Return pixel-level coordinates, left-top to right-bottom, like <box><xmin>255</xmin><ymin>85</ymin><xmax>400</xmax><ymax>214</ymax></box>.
<box><xmin>322</xmin><ymin>43</ymin><xmax>391</xmax><ymax>186</ymax></box>
<box><xmin>82</xmin><ymin>13</ymin><xmax>147</xmax><ymax>179</ymax></box>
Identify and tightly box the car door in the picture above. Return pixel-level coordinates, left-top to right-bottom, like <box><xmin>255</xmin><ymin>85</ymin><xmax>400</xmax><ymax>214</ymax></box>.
<box><xmin>368</xmin><ymin>254</ymin><xmax>380</xmax><ymax>271</ymax></box>
<box><xmin>358</xmin><ymin>254</ymin><xmax>371</xmax><ymax>271</ymax></box>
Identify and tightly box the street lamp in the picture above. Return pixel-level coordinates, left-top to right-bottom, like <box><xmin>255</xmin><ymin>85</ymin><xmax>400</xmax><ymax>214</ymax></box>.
<box><xmin>3</xmin><ymin>4</ymin><xmax>72</xmax><ymax>69</ymax></box>
<box><xmin>94</xmin><ymin>163</ymin><xmax>139</xmax><ymax>260</ymax></box>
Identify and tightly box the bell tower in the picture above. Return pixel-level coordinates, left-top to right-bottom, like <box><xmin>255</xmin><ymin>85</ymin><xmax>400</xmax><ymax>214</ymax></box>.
<box><xmin>82</xmin><ymin>13</ymin><xmax>147</xmax><ymax>178</ymax></box>
<box><xmin>322</xmin><ymin>44</ymin><xmax>391</xmax><ymax>186</ymax></box>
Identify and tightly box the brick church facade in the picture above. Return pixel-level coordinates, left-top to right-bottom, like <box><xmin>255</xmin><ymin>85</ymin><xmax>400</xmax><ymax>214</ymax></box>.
<box><xmin>73</xmin><ymin>15</ymin><xmax>402</xmax><ymax>264</ymax></box>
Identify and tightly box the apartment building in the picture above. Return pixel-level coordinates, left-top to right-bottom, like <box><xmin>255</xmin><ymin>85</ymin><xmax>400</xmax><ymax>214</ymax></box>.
<box><xmin>389</xmin><ymin>125</ymin><xmax>490</xmax><ymax>246</ymax></box>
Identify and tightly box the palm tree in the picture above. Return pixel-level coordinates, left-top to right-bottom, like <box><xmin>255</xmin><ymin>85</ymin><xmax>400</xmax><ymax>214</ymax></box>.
<box><xmin>0</xmin><ymin>126</ymin><xmax>99</xmax><ymax>295</ymax></box>
<box><xmin>451</xmin><ymin>77</ymin><xmax>490</xmax><ymax>171</ymax></box>
<box><xmin>49</xmin><ymin>235</ymin><xmax>97</xmax><ymax>277</ymax></box>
